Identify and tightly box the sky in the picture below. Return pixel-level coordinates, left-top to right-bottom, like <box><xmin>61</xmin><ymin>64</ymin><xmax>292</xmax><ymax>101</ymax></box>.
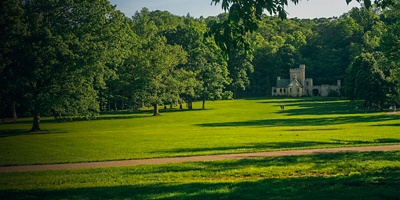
<box><xmin>108</xmin><ymin>0</ymin><xmax>361</xmax><ymax>19</ymax></box>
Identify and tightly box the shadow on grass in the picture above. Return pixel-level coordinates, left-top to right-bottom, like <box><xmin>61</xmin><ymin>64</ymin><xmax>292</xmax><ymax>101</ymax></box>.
<box><xmin>155</xmin><ymin>139</ymin><xmax>400</xmax><ymax>155</ymax></box>
<box><xmin>258</xmin><ymin>99</ymin><xmax>381</xmax><ymax>116</ymax></box>
<box><xmin>279</xmin><ymin>101</ymin><xmax>361</xmax><ymax>115</ymax></box>
<box><xmin>2</xmin><ymin>152</ymin><xmax>399</xmax><ymax>200</ymax></box>
<box><xmin>1</xmin><ymin>108</ymin><xmax>204</xmax><ymax>126</ymax></box>
<box><xmin>2</xmin><ymin>115</ymin><xmax>152</xmax><ymax>126</ymax></box>
<box><xmin>197</xmin><ymin>114</ymin><xmax>400</xmax><ymax>127</ymax></box>
<box><xmin>257</xmin><ymin>97</ymin><xmax>343</xmax><ymax>104</ymax></box>
<box><xmin>0</xmin><ymin>129</ymin><xmax>68</xmax><ymax>138</ymax></box>
<box><xmin>101</xmin><ymin>108</ymin><xmax>205</xmax><ymax>115</ymax></box>
<box><xmin>372</xmin><ymin>123</ymin><xmax>400</xmax><ymax>127</ymax></box>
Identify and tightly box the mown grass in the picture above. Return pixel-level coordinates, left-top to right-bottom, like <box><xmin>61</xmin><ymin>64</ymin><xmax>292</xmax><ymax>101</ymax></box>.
<box><xmin>1</xmin><ymin>151</ymin><xmax>399</xmax><ymax>199</ymax></box>
<box><xmin>0</xmin><ymin>97</ymin><xmax>399</xmax><ymax>166</ymax></box>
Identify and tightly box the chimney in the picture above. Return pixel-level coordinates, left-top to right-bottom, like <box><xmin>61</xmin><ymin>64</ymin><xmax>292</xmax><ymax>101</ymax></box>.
<box><xmin>337</xmin><ymin>80</ymin><xmax>341</xmax><ymax>87</ymax></box>
<box><xmin>277</xmin><ymin>76</ymin><xmax>281</xmax><ymax>81</ymax></box>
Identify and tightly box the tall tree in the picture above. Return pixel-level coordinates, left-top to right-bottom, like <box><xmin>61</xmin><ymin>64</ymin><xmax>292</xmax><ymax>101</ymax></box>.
<box><xmin>380</xmin><ymin>0</ymin><xmax>400</xmax><ymax>104</ymax></box>
<box><xmin>0</xmin><ymin>0</ymin><xmax>27</xmax><ymax>120</ymax></box>
<box><xmin>164</xmin><ymin>17</ymin><xmax>230</xmax><ymax>109</ymax></box>
<box><xmin>345</xmin><ymin>52</ymin><xmax>390</xmax><ymax>107</ymax></box>
<box><xmin>6</xmin><ymin>0</ymin><xmax>128</xmax><ymax>131</ymax></box>
<box><xmin>131</xmin><ymin>9</ymin><xmax>187</xmax><ymax>116</ymax></box>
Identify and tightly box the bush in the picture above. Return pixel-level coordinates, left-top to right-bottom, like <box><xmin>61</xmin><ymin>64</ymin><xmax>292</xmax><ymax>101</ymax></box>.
<box><xmin>222</xmin><ymin>91</ymin><xmax>234</xmax><ymax>100</ymax></box>
<box><xmin>328</xmin><ymin>90</ymin><xmax>340</xmax><ymax>97</ymax></box>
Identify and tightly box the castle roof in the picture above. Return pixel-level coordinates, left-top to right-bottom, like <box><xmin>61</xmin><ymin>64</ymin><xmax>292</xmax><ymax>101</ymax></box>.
<box><xmin>288</xmin><ymin>79</ymin><xmax>302</xmax><ymax>87</ymax></box>
<box><xmin>276</xmin><ymin>79</ymin><xmax>290</xmax><ymax>88</ymax></box>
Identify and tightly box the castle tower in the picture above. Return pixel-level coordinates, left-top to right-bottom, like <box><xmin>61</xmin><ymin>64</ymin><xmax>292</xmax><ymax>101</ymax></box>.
<box><xmin>289</xmin><ymin>65</ymin><xmax>306</xmax><ymax>86</ymax></box>
<box><xmin>299</xmin><ymin>64</ymin><xmax>306</xmax><ymax>86</ymax></box>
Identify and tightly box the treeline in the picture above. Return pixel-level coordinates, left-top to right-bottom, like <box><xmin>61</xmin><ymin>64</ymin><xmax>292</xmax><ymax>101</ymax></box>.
<box><xmin>1</xmin><ymin>0</ymin><xmax>399</xmax><ymax>131</ymax></box>
<box><xmin>246</xmin><ymin>4</ymin><xmax>400</xmax><ymax>103</ymax></box>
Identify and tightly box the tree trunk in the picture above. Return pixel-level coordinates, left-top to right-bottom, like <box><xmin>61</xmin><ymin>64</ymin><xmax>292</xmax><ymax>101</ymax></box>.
<box><xmin>107</xmin><ymin>95</ymin><xmax>111</xmax><ymax>111</ymax></box>
<box><xmin>164</xmin><ymin>105</ymin><xmax>167</xmax><ymax>110</ymax></box>
<box><xmin>12</xmin><ymin>101</ymin><xmax>17</xmax><ymax>120</ymax></box>
<box><xmin>179</xmin><ymin>103</ymin><xmax>183</xmax><ymax>109</ymax></box>
<box><xmin>30</xmin><ymin>110</ymin><xmax>41</xmax><ymax>132</ymax></box>
<box><xmin>170</xmin><ymin>104</ymin><xmax>173</xmax><ymax>109</ymax></box>
<box><xmin>153</xmin><ymin>104</ymin><xmax>160</xmax><ymax>116</ymax></box>
<box><xmin>188</xmin><ymin>101</ymin><xmax>193</xmax><ymax>110</ymax></box>
<box><xmin>202</xmin><ymin>98</ymin><xmax>206</xmax><ymax>109</ymax></box>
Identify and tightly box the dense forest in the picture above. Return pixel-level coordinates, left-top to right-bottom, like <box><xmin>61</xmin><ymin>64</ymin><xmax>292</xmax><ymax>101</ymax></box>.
<box><xmin>1</xmin><ymin>0</ymin><xmax>399</xmax><ymax>131</ymax></box>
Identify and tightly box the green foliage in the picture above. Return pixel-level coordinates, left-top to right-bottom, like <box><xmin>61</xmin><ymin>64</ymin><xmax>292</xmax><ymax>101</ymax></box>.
<box><xmin>210</xmin><ymin>0</ymin><xmax>394</xmax><ymax>57</ymax></box>
<box><xmin>0</xmin><ymin>0</ymin><xmax>27</xmax><ymax>119</ymax></box>
<box><xmin>3</xmin><ymin>0</ymin><xmax>400</xmax><ymax>129</ymax></box>
<box><xmin>345</xmin><ymin>52</ymin><xmax>391</xmax><ymax>106</ymax></box>
<box><xmin>0</xmin><ymin>0</ymin><xmax>130</xmax><ymax>130</ymax></box>
<box><xmin>221</xmin><ymin>91</ymin><xmax>234</xmax><ymax>100</ymax></box>
<box><xmin>163</xmin><ymin>17</ymin><xmax>230</xmax><ymax>108</ymax></box>
<box><xmin>328</xmin><ymin>90</ymin><xmax>340</xmax><ymax>97</ymax></box>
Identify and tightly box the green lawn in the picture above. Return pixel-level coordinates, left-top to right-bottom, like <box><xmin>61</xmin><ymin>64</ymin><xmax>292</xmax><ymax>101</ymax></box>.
<box><xmin>1</xmin><ymin>151</ymin><xmax>399</xmax><ymax>199</ymax></box>
<box><xmin>1</xmin><ymin>97</ymin><xmax>399</xmax><ymax>166</ymax></box>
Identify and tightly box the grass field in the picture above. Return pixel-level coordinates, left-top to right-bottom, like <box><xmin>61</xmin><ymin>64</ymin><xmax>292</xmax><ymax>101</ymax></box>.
<box><xmin>1</xmin><ymin>97</ymin><xmax>400</xmax><ymax>199</ymax></box>
<box><xmin>1</xmin><ymin>151</ymin><xmax>399</xmax><ymax>199</ymax></box>
<box><xmin>0</xmin><ymin>97</ymin><xmax>399</xmax><ymax>166</ymax></box>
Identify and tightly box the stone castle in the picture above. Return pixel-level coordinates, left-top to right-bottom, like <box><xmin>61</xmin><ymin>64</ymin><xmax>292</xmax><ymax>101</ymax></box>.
<box><xmin>271</xmin><ymin>64</ymin><xmax>341</xmax><ymax>97</ymax></box>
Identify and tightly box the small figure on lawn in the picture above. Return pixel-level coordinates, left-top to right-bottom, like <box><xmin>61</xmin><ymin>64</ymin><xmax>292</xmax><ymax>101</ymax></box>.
<box><xmin>280</xmin><ymin>105</ymin><xmax>285</xmax><ymax>111</ymax></box>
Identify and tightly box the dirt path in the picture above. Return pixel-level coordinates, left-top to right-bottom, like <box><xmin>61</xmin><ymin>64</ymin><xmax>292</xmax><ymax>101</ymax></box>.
<box><xmin>1</xmin><ymin>145</ymin><xmax>400</xmax><ymax>173</ymax></box>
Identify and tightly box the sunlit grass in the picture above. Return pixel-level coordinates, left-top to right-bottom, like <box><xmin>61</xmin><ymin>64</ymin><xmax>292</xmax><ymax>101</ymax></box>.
<box><xmin>0</xmin><ymin>151</ymin><xmax>399</xmax><ymax>199</ymax></box>
<box><xmin>0</xmin><ymin>97</ymin><xmax>399</xmax><ymax>166</ymax></box>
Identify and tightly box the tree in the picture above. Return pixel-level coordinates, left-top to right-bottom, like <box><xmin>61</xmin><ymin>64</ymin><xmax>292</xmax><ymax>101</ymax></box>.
<box><xmin>227</xmin><ymin>42</ymin><xmax>254</xmax><ymax>98</ymax></box>
<box><xmin>5</xmin><ymin>0</ymin><xmax>128</xmax><ymax>131</ymax></box>
<box><xmin>210</xmin><ymin>0</ymin><xmax>394</xmax><ymax>54</ymax></box>
<box><xmin>345</xmin><ymin>52</ymin><xmax>389</xmax><ymax>107</ymax></box>
<box><xmin>0</xmin><ymin>0</ymin><xmax>27</xmax><ymax>120</ymax></box>
<box><xmin>380</xmin><ymin>0</ymin><xmax>400</xmax><ymax>104</ymax></box>
<box><xmin>164</xmin><ymin>17</ymin><xmax>230</xmax><ymax>109</ymax></box>
<box><xmin>196</xmin><ymin>39</ymin><xmax>231</xmax><ymax>108</ymax></box>
<box><xmin>131</xmin><ymin>9</ymin><xmax>187</xmax><ymax>116</ymax></box>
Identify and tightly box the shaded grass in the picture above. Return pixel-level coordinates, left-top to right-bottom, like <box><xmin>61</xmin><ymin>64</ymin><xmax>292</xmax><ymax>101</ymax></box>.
<box><xmin>0</xmin><ymin>151</ymin><xmax>399</xmax><ymax>199</ymax></box>
<box><xmin>197</xmin><ymin>114</ymin><xmax>399</xmax><ymax>127</ymax></box>
<box><xmin>0</xmin><ymin>98</ymin><xmax>399</xmax><ymax>166</ymax></box>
